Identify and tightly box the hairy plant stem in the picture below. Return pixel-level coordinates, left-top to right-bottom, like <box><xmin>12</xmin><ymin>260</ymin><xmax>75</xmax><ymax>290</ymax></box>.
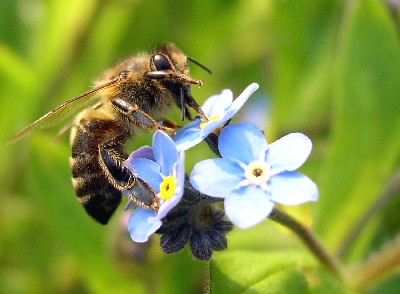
<box><xmin>268</xmin><ymin>207</ymin><xmax>345</xmax><ymax>279</ymax></box>
<box><xmin>347</xmin><ymin>238</ymin><xmax>400</xmax><ymax>291</ymax></box>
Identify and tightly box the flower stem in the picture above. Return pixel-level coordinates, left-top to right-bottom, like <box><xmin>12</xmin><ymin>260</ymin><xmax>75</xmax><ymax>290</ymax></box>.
<box><xmin>268</xmin><ymin>208</ymin><xmax>345</xmax><ymax>279</ymax></box>
<box><xmin>347</xmin><ymin>237</ymin><xmax>400</xmax><ymax>291</ymax></box>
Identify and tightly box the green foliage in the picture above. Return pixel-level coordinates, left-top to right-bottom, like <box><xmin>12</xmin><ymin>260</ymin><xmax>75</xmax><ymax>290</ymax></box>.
<box><xmin>211</xmin><ymin>250</ymin><xmax>349</xmax><ymax>294</ymax></box>
<box><xmin>211</xmin><ymin>251</ymin><xmax>309</xmax><ymax>293</ymax></box>
<box><xmin>317</xmin><ymin>0</ymin><xmax>400</xmax><ymax>252</ymax></box>
<box><xmin>2</xmin><ymin>0</ymin><xmax>400</xmax><ymax>293</ymax></box>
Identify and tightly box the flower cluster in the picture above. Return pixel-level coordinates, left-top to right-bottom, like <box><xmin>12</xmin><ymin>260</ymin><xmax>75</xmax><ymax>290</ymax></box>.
<box><xmin>122</xmin><ymin>82</ymin><xmax>319</xmax><ymax>260</ymax></box>
<box><xmin>124</xmin><ymin>131</ymin><xmax>184</xmax><ymax>243</ymax></box>
<box><xmin>191</xmin><ymin>123</ymin><xmax>318</xmax><ymax>229</ymax></box>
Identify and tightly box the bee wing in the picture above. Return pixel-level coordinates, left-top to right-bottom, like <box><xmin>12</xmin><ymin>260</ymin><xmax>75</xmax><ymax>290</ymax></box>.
<box><xmin>8</xmin><ymin>79</ymin><xmax>118</xmax><ymax>144</ymax></box>
<box><xmin>52</xmin><ymin>101</ymin><xmax>103</xmax><ymax>143</ymax></box>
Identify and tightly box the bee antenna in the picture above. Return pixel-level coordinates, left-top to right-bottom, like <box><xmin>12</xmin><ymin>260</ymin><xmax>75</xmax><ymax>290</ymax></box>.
<box><xmin>188</xmin><ymin>57</ymin><xmax>212</xmax><ymax>74</ymax></box>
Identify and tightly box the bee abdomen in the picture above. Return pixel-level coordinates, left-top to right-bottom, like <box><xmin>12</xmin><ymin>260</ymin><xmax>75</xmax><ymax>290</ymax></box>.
<box><xmin>70</xmin><ymin>155</ymin><xmax>122</xmax><ymax>224</ymax></box>
<box><xmin>70</xmin><ymin>153</ymin><xmax>103</xmax><ymax>178</ymax></box>
<box><xmin>69</xmin><ymin>117</ymin><xmax>125</xmax><ymax>224</ymax></box>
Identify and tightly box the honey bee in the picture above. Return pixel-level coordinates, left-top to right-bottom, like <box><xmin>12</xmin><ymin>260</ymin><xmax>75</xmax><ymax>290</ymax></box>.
<box><xmin>10</xmin><ymin>43</ymin><xmax>210</xmax><ymax>224</ymax></box>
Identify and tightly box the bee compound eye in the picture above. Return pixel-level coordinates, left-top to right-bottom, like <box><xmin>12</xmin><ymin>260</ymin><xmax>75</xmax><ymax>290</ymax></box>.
<box><xmin>152</xmin><ymin>54</ymin><xmax>172</xmax><ymax>71</ymax></box>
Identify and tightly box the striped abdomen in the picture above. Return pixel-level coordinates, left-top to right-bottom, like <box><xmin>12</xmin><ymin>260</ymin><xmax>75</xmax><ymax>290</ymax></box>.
<box><xmin>70</xmin><ymin>116</ymin><xmax>126</xmax><ymax>224</ymax></box>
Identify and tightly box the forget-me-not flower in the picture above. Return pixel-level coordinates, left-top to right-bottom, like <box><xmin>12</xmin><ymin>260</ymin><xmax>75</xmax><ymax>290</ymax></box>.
<box><xmin>124</xmin><ymin>131</ymin><xmax>185</xmax><ymax>242</ymax></box>
<box><xmin>190</xmin><ymin>123</ymin><xmax>319</xmax><ymax>229</ymax></box>
<box><xmin>172</xmin><ymin>83</ymin><xmax>259</xmax><ymax>151</ymax></box>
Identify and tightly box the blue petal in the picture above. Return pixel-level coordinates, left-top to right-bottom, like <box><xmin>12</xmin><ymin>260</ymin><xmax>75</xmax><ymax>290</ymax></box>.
<box><xmin>158</xmin><ymin>150</ymin><xmax>185</xmax><ymax>219</ymax></box>
<box><xmin>224</xmin><ymin>185</ymin><xmax>274</xmax><ymax>229</ymax></box>
<box><xmin>268</xmin><ymin>171</ymin><xmax>319</xmax><ymax>205</ymax></box>
<box><xmin>128</xmin><ymin>158</ymin><xmax>162</xmax><ymax>193</ymax></box>
<box><xmin>172</xmin><ymin>119</ymin><xmax>202</xmax><ymax>151</ymax></box>
<box><xmin>266</xmin><ymin>133</ymin><xmax>312</xmax><ymax>171</ymax></box>
<box><xmin>128</xmin><ymin>207</ymin><xmax>162</xmax><ymax>242</ymax></box>
<box><xmin>153</xmin><ymin>131</ymin><xmax>178</xmax><ymax>175</ymax></box>
<box><xmin>157</xmin><ymin>186</ymin><xmax>183</xmax><ymax>219</ymax></box>
<box><xmin>190</xmin><ymin>158</ymin><xmax>244</xmax><ymax>198</ymax></box>
<box><xmin>172</xmin><ymin>84</ymin><xmax>258</xmax><ymax>152</ymax></box>
<box><xmin>219</xmin><ymin>123</ymin><xmax>268</xmax><ymax>164</ymax></box>
<box><xmin>201</xmin><ymin>89</ymin><xmax>233</xmax><ymax>116</ymax></box>
<box><xmin>201</xmin><ymin>84</ymin><xmax>260</xmax><ymax>138</ymax></box>
<box><xmin>157</xmin><ymin>189</ymin><xmax>183</xmax><ymax>220</ymax></box>
<box><xmin>176</xmin><ymin>151</ymin><xmax>185</xmax><ymax>191</ymax></box>
<box><xmin>200</xmin><ymin>119</ymin><xmax>226</xmax><ymax>138</ymax></box>
<box><xmin>222</xmin><ymin>83</ymin><xmax>259</xmax><ymax>120</ymax></box>
<box><xmin>125</xmin><ymin>146</ymin><xmax>154</xmax><ymax>163</ymax></box>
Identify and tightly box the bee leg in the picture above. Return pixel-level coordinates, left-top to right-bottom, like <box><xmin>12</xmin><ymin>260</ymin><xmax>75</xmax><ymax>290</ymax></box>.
<box><xmin>160</xmin><ymin>118</ymin><xmax>181</xmax><ymax>129</ymax></box>
<box><xmin>184</xmin><ymin>105</ymin><xmax>195</xmax><ymax>121</ymax></box>
<box><xmin>111</xmin><ymin>98</ymin><xmax>175</xmax><ymax>134</ymax></box>
<box><xmin>99</xmin><ymin>144</ymin><xmax>159</xmax><ymax>210</ymax></box>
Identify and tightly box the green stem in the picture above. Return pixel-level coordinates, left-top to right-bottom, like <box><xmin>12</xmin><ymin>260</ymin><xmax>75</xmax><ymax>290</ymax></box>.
<box><xmin>347</xmin><ymin>238</ymin><xmax>400</xmax><ymax>291</ymax></box>
<box><xmin>269</xmin><ymin>208</ymin><xmax>345</xmax><ymax>279</ymax></box>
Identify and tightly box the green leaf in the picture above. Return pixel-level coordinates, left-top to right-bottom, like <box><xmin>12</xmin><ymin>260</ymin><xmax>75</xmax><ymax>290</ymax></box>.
<box><xmin>245</xmin><ymin>269</ymin><xmax>306</xmax><ymax>294</ymax></box>
<box><xmin>316</xmin><ymin>0</ymin><xmax>400</xmax><ymax>253</ymax></box>
<box><xmin>212</xmin><ymin>250</ymin><xmax>311</xmax><ymax>293</ymax></box>
<box><xmin>211</xmin><ymin>250</ymin><xmax>350</xmax><ymax>293</ymax></box>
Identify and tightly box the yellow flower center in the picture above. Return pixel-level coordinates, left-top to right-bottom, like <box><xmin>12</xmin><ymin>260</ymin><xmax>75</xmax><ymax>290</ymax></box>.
<box><xmin>244</xmin><ymin>160</ymin><xmax>272</xmax><ymax>186</ymax></box>
<box><xmin>159</xmin><ymin>176</ymin><xmax>177</xmax><ymax>200</ymax></box>
<box><xmin>200</xmin><ymin>115</ymin><xmax>221</xmax><ymax>129</ymax></box>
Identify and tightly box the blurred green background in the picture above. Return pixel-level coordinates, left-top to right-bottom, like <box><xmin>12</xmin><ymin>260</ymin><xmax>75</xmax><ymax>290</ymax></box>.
<box><xmin>1</xmin><ymin>0</ymin><xmax>400</xmax><ymax>293</ymax></box>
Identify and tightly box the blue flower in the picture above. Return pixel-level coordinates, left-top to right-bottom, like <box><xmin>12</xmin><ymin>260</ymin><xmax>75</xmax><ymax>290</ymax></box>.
<box><xmin>190</xmin><ymin>123</ymin><xmax>318</xmax><ymax>229</ymax></box>
<box><xmin>124</xmin><ymin>131</ymin><xmax>185</xmax><ymax>242</ymax></box>
<box><xmin>172</xmin><ymin>83</ymin><xmax>259</xmax><ymax>151</ymax></box>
